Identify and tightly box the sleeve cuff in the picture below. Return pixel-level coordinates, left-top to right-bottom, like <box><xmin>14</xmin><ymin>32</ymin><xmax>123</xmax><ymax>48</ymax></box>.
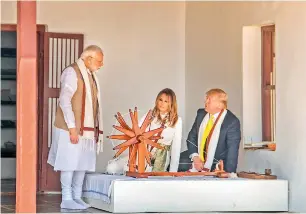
<box><xmin>67</xmin><ymin>123</ymin><xmax>76</xmax><ymax>129</ymax></box>
<box><xmin>190</xmin><ymin>153</ymin><xmax>199</xmax><ymax>161</ymax></box>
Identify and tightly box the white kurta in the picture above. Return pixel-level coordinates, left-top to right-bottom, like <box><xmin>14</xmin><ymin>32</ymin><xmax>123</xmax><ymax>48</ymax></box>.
<box><xmin>47</xmin><ymin>66</ymin><xmax>96</xmax><ymax>172</ymax></box>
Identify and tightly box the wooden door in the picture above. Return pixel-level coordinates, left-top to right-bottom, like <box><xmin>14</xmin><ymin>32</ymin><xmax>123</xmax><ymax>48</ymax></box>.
<box><xmin>38</xmin><ymin>32</ymin><xmax>83</xmax><ymax>191</ymax></box>
<box><xmin>261</xmin><ymin>25</ymin><xmax>275</xmax><ymax>142</ymax></box>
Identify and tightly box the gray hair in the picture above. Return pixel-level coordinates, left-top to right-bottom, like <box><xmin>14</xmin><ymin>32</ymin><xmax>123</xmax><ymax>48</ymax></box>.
<box><xmin>80</xmin><ymin>45</ymin><xmax>103</xmax><ymax>60</ymax></box>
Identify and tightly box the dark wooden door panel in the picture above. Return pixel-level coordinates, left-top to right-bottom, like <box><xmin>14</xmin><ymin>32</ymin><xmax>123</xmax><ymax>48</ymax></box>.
<box><xmin>39</xmin><ymin>32</ymin><xmax>83</xmax><ymax>191</ymax></box>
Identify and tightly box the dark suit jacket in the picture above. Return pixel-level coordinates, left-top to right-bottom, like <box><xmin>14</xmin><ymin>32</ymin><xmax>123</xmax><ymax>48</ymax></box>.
<box><xmin>186</xmin><ymin>108</ymin><xmax>241</xmax><ymax>173</ymax></box>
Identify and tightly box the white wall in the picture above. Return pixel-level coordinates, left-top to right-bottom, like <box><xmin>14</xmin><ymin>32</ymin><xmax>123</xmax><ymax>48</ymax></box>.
<box><xmin>185</xmin><ymin>2</ymin><xmax>244</xmax><ymax>140</ymax></box>
<box><xmin>242</xmin><ymin>26</ymin><xmax>262</xmax><ymax>144</ymax></box>
<box><xmin>185</xmin><ymin>2</ymin><xmax>306</xmax><ymax>212</ymax></box>
<box><xmin>1</xmin><ymin>1</ymin><xmax>186</xmax><ymax>172</ymax></box>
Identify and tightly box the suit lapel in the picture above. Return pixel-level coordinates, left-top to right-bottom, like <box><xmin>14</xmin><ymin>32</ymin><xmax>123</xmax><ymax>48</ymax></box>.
<box><xmin>213</xmin><ymin>111</ymin><xmax>232</xmax><ymax>160</ymax></box>
<box><xmin>218</xmin><ymin>111</ymin><xmax>232</xmax><ymax>137</ymax></box>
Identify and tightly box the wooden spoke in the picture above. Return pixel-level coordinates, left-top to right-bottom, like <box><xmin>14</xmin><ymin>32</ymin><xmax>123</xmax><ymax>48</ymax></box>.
<box><xmin>113</xmin><ymin>146</ymin><xmax>128</xmax><ymax>158</ymax></box>
<box><xmin>115</xmin><ymin>112</ymin><xmax>132</xmax><ymax>131</ymax></box>
<box><xmin>143</xmin><ymin>127</ymin><xmax>165</xmax><ymax>139</ymax></box>
<box><xmin>143</xmin><ymin>141</ymin><xmax>152</xmax><ymax>158</ymax></box>
<box><xmin>115</xmin><ymin>113</ymin><xmax>131</xmax><ymax>131</ymax></box>
<box><xmin>113</xmin><ymin>125</ymin><xmax>135</xmax><ymax>137</ymax></box>
<box><xmin>144</xmin><ymin>151</ymin><xmax>151</xmax><ymax>165</ymax></box>
<box><xmin>113</xmin><ymin>137</ymin><xmax>137</xmax><ymax>150</ymax></box>
<box><xmin>129</xmin><ymin>109</ymin><xmax>141</xmax><ymax>135</ymax></box>
<box><xmin>134</xmin><ymin>107</ymin><xmax>138</xmax><ymax>124</ymax></box>
<box><xmin>145</xmin><ymin>139</ymin><xmax>164</xmax><ymax>150</ymax></box>
<box><xmin>107</xmin><ymin>135</ymin><xmax>131</xmax><ymax>140</ymax></box>
<box><xmin>140</xmin><ymin>110</ymin><xmax>153</xmax><ymax>132</ymax></box>
<box><xmin>149</xmin><ymin>135</ymin><xmax>163</xmax><ymax>141</ymax></box>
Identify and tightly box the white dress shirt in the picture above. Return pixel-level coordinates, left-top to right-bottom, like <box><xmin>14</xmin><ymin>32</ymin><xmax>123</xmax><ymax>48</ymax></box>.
<box><xmin>190</xmin><ymin>111</ymin><xmax>220</xmax><ymax>161</ymax></box>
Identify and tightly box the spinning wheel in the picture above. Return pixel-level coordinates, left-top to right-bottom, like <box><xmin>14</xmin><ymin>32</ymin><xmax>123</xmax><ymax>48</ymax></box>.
<box><xmin>107</xmin><ymin>107</ymin><xmax>229</xmax><ymax>178</ymax></box>
<box><xmin>107</xmin><ymin>107</ymin><xmax>165</xmax><ymax>174</ymax></box>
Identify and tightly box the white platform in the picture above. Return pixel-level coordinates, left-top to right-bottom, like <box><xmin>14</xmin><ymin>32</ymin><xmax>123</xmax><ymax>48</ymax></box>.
<box><xmin>83</xmin><ymin>174</ymin><xmax>288</xmax><ymax>213</ymax></box>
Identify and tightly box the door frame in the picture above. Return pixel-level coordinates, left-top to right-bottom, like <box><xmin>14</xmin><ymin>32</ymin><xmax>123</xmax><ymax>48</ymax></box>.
<box><xmin>40</xmin><ymin>32</ymin><xmax>84</xmax><ymax>192</ymax></box>
<box><xmin>1</xmin><ymin>24</ymin><xmax>46</xmax><ymax>32</ymax></box>
<box><xmin>1</xmin><ymin>24</ymin><xmax>46</xmax><ymax>192</ymax></box>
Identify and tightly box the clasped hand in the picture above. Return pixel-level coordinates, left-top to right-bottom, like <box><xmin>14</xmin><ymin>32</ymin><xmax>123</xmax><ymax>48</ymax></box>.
<box><xmin>69</xmin><ymin>128</ymin><xmax>79</xmax><ymax>144</ymax></box>
<box><xmin>192</xmin><ymin>156</ymin><xmax>204</xmax><ymax>171</ymax></box>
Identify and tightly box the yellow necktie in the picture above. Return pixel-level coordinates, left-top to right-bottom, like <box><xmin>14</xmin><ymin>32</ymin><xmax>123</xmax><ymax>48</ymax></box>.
<box><xmin>200</xmin><ymin>114</ymin><xmax>214</xmax><ymax>162</ymax></box>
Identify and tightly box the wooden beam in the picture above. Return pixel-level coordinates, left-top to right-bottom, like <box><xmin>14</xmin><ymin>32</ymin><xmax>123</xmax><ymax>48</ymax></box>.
<box><xmin>1</xmin><ymin>24</ymin><xmax>46</xmax><ymax>32</ymax></box>
<box><xmin>16</xmin><ymin>1</ymin><xmax>37</xmax><ymax>213</ymax></box>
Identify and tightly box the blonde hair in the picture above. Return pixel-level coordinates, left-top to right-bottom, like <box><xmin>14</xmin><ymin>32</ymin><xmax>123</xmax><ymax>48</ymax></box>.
<box><xmin>152</xmin><ymin>88</ymin><xmax>178</xmax><ymax>128</ymax></box>
<box><xmin>80</xmin><ymin>45</ymin><xmax>103</xmax><ymax>60</ymax></box>
<box><xmin>206</xmin><ymin>88</ymin><xmax>228</xmax><ymax>108</ymax></box>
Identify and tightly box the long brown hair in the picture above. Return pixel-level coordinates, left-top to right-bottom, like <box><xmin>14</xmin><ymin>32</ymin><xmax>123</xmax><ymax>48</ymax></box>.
<box><xmin>152</xmin><ymin>88</ymin><xmax>178</xmax><ymax>128</ymax></box>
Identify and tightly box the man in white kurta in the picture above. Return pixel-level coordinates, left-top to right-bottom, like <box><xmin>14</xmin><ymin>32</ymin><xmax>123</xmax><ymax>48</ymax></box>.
<box><xmin>47</xmin><ymin>45</ymin><xmax>104</xmax><ymax>210</ymax></box>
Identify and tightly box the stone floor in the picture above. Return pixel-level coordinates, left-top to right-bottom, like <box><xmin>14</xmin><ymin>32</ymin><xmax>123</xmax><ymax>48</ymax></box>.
<box><xmin>1</xmin><ymin>179</ymin><xmax>16</xmax><ymax>193</ymax></box>
<box><xmin>1</xmin><ymin>194</ymin><xmax>106</xmax><ymax>213</ymax></box>
<box><xmin>1</xmin><ymin>179</ymin><xmax>105</xmax><ymax>213</ymax></box>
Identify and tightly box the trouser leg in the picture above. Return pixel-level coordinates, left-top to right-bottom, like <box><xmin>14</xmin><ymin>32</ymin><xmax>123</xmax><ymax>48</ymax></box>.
<box><xmin>60</xmin><ymin>171</ymin><xmax>86</xmax><ymax>210</ymax></box>
<box><xmin>72</xmin><ymin>171</ymin><xmax>90</xmax><ymax>208</ymax></box>
<box><xmin>60</xmin><ymin>171</ymin><xmax>73</xmax><ymax>200</ymax></box>
<box><xmin>178</xmin><ymin>150</ymin><xmax>192</xmax><ymax>172</ymax></box>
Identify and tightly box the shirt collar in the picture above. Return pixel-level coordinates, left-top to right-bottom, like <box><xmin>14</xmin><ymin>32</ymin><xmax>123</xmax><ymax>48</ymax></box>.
<box><xmin>86</xmin><ymin>68</ymin><xmax>92</xmax><ymax>75</ymax></box>
<box><xmin>210</xmin><ymin>111</ymin><xmax>221</xmax><ymax>122</ymax></box>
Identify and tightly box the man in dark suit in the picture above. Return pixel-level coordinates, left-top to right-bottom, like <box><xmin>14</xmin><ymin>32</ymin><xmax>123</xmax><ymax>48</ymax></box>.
<box><xmin>179</xmin><ymin>88</ymin><xmax>241</xmax><ymax>173</ymax></box>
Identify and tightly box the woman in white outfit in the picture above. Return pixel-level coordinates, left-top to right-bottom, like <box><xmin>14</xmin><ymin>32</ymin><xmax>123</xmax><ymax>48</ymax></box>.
<box><xmin>47</xmin><ymin>45</ymin><xmax>104</xmax><ymax>210</ymax></box>
<box><xmin>107</xmin><ymin>88</ymin><xmax>182</xmax><ymax>173</ymax></box>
